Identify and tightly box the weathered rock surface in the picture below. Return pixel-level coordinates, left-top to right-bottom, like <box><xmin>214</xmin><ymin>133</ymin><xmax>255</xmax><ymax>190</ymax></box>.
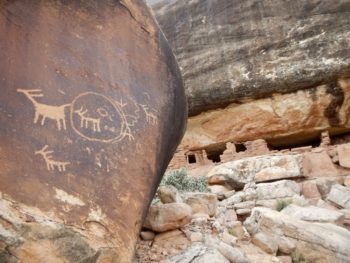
<box><xmin>144</xmin><ymin>203</ymin><xmax>192</xmax><ymax>232</ymax></box>
<box><xmin>181</xmin><ymin>80</ymin><xmax>350</xmax><ymax>149</ymax></box>
<box><xmin>301</xmin><ymin>181</ymin><xmax>322</xmax><ymax>201</ymax></box>
<box><xmin>281</xmin><ymin>204</ymin><xmax>344</xmax><ymax>224</ymax></box>
<box><xmin>184</xmin><ymin>193</ymin><xmax>217</xmax><ymax>217</ymax></box>
<box><xmin>327</xmin><ymin>184</ymin><xmax>350</xmax><ymax>209</ymax></box>
<box><xmin>152</xmin><ymin>0</ymin><xmax>350</xmax><ymax>149</ymax></box>
<box><xmin>256</xmin><ymin>180</ymin><xmax>300</xmax><ymax>200</ymax></box>
<box><xmin>208</xmin><ymin>155</ymin><xmax>302</xmax><ymax>190</ymax></box>
<box><xmin>337</xmin><ymin>144</ymin><xmax>350</xmax><ymax>168</ymax></box>
<box><xmin>168</xmin><ymin>245</ymin><xmax>230</xmax><ymax>263</ymax></box>
<box><xmin>315</xmin><ymin>177</ymin><xmax>344</xmax><ymax>199</ymax></box>
<box><xmin>0</xmin><ymin>1</ymin><xmax>186</xmax><ymax>262</ymax></box>
<box><xmin>245</xmin><ymin>207</ymin><xmax>350</xmax><ymax>263</ymax></box>
<box><xmin>205</xmin><ymin>236</ymin><xmax>251</xmax><ymax>263</ymax></box>
<box><xmin>153</xmin><ymin>0</ymin><xmax>350</xmax><ymax>115</ymax></box>
<box><xmin>158</xmin><ymin>185</ymin><xmax>183</xmax><ymax>204</ymax></box>
<box><xmin>251</xmin><ymin>232</ymin><xmax>278</xmax><ymax>255</ymax></box>
<box><xmin>303</xmin><ymin>151</ymin><xmax>339</xmax><ymax>178</ymax></box>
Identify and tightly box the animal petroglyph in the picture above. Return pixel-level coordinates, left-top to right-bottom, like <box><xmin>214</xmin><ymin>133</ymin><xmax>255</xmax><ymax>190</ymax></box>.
<box><xmin>17</xmin><ymin>89</ymin><xmax>70</xmax><ymax>130</ymax></box>
<box><xmin>18</xmin><ymin>89</ymin><xmax>159</xmax><ymax>144</ymax></box>
<box><xmin>35</xmin><ymin>145</ymin><xmax>70</xmax><ymax>172</ymax></box>
<box><xmin>74</xmin><ymin>107</ymin><xmax>101</xmax><ymax>132</ymax></box>
<box><xmin>140</xmin><ymin>104</ymin><xmax>158</xmax><ymax>125</ymax></box>
<box><xmin>71</xmin><ymin>92</ymin><xmax>126</xmax><ymax>143</ymax></box>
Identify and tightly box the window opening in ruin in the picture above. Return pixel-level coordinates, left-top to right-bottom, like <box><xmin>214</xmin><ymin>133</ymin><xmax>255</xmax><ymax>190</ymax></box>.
<box><xmin>205</xmin><ymin>145</ymin><xmax>226</xmax><ymax>163</ymax></box>
<box><xmin>330</xmin><ymin>132</ymin><xmax>350</xmax><ymax>145</ymax></box>
<box><xmin>235</xmin><ymin>143</ymin><xmax>247</xmax><ymax>153</ymax></box>
<box><xmin>266</xmin><ymin>137</ymin><xmax>322</xmax><ymax>151</ymax></box>
<box><xmin>188</xmin><ymin>154</ymin><xmax>196</xmax><ymax>164</ymax></box>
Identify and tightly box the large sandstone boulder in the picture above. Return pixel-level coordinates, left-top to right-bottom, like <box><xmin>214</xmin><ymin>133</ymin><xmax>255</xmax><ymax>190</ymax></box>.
<box><xmin>184</xmin><ymin>193</ymin><xmax>217</xmax><ymax>217</ymax></box>
<box><xmin>244</xmin><ymin>207</ymin><xmax>350</xmax><ymax>263</ymax></box>
<box><xmin>151</xmin><ymin>0</ymin><xmax>350</xmax><ymax>149</ymax></box>
<box><xmin>0</xmin><ymin>1</ymin><xmax>186</xmax><ymax>262</ymax></box>
<box><xmin>143</xmin><ymin>203</ymin><xmax>192</xmax><ymax>232</ymax></box>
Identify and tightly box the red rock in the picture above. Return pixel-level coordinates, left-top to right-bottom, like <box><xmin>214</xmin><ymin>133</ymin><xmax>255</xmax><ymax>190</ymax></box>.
<box><xmin>337</xmin><ymin>144</ymin><xmax>350</xmax><ymax>168</ymax></box>
<box><xmin>302</xmin><ymin>181</ymin><xmax>322</xmax><ymax>201</ymax></box>
<box><xmin>302</xmin><ymin>151</ymin><xmax>338</xmax><ymax>178</ymax></box>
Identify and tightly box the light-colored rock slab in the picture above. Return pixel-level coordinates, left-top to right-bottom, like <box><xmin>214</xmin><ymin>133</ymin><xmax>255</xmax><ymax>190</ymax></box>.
<box><xmin>245</xmin><ymin>207</ymin><xmax>350</xmax><ymax>263</ymax></box>
<box><xmin>234</xmin><ymin>201</ymin><xmax>255</xmax><ymax>210</ymax></box>
<box><xmin>316</xmin><ymin>177</ymin><xmax>344</xmax><ymax>199</ymax></box>
<box><xmin>254</xmin><ymin>155</ymin><xmax>302</xmax><ymax>182</ymax></box>
<box><xmin>220</xmin><ymin>192</ymin><xmax>244</xmax><ymax>207</ymax></box>
<box><xmin>205</xmin><ymin>236</ymin><xmax>251</xmax><ymax>263</ymax></box>
<box><xmin>256</xmin><ymin>180</ymin><xmax>300</xmax><ymax>200</ymax></box>
<box><xmin>252</xmin><ymin>232</ymin><xmax>278</xmax><ymax>255</ymax></box>
<box><xmin>327</xmin><ymin>184</ymin><xmax>350</xmax><ymax>209</ymax></box>
<box><xmin>221</xmin><ymin>230</ymin><xmax>238</xmax><ymax>246</ymax></box>
<box><xmin>208</xmin><ymin>155</ymin><xmax>302</xmax><ymax>190</ymax></box>
<box><xmin>168</xmin><ymin>245</ymin><xmax>230</xmax><ymax>263</ymax></box>
<box><xmin>184</xmin><ymin>193</ymin><xmax>217</xmax><ymax>217</ymax></box>
<box><xmin>281</xmin><ymin>204</ymin><xmax>344</xmax><ymax>224</ymax></box>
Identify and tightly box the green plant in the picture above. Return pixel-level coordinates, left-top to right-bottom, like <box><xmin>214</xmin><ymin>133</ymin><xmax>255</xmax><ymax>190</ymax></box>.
<box><xmin>291</xmin><ymin>250</ymin><xmax>309</xmax><ymax>263</ymax></box>
<box><xmin>276</xmin><ymin>199</ymin><xmax>292</xmax><ymax>211</ymax></box>
<box><xmin>160</xmin><ymin>168</ymin><xmax>209</xmax><ymax>193</ymax></box>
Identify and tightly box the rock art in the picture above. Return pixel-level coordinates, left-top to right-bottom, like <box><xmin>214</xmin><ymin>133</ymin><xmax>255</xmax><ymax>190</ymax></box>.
<box><xmin>0</xmin><ymin>1</ymin><xmax>186</xmax><ymax>262</ymax></box>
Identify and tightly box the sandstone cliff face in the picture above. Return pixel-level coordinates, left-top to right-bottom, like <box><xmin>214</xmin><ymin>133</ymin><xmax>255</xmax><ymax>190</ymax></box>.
<box><xmin>152</xmin><ymin>0</ymin><xmax>350</xmax><ymax>149</ymax></box>
<box><xmin>154</xmin><ymin>0</ymin><xmax>350</xmax><ymax>115</ymax></box>
<box><xmin>183</xmin><ymin>79</ymin><xmax>350</xmax><ymax>149</ymax></box>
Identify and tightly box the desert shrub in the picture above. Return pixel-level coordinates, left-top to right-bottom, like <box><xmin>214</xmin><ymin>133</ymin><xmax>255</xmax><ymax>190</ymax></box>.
<box><xmin>276</xmin><ymin>199</ymin><xmax>292</xmax><ymax>211</ymax></box>
<box><xmin>151</xmin><ymin>168</ymin><xmax>209</xmax><ymax>205</ymax></box>
<box><xmin>228</xmin><ymin>228</ymin><xmax>237</xmax><ymax>237</ymax></box>
<box><xmin>160</xmin><ymin>168</ymin><xmax>209</xmax><ymax>193</ymax></box>
<box><xmin>291</xmin><ymin>250</ymin><xmax>309</xmax><ymax>263</ymax></box>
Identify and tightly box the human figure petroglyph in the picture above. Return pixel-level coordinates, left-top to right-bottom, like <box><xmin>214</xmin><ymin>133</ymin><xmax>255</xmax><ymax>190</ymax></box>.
<box><xmin>17</xmin><ymin>89</ymin><xmax>70</xmax><ymax>130</ymax></box>
<box><xmin>35</xmin><ymin>145</ymin><xmax>70</xmax><ymax>172</ymax></box>
<box><xmin>74</xmin><ymin>107</ymin><xmax>101</xmax><ymax>132</ymax></box>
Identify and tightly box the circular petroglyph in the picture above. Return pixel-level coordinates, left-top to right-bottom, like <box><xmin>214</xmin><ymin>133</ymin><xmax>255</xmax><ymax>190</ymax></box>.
<box><xmin>70</xmin><ymin>92</ymin><xmax>127</xmax><ymax>143</ymax></box>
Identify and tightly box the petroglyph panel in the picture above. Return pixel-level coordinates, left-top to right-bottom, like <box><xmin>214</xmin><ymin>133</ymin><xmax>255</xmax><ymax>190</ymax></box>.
<box><xmin>70</xmin><ymin>92</ymin><xmax>128</xmax><ymax>143</ymax></box>
<box><xmin>35</xmin><ymin>145</ymin><xmax>70</xmax><ymax>172</ymax></box>
<box><xmin>17</xmin><ymin>89</ymin><xmax>70</xmax><ymax>131</ymax></box>
<box><xmin>0</xmin><ymin>0</ymin><xmax>186</xmax><ymax>261</ymax></box>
